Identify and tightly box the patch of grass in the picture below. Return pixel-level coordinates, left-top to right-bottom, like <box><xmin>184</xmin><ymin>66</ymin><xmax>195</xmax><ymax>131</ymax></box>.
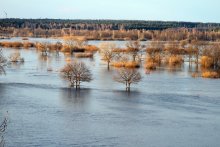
<box><xmin>165</xmin><ymin>56</ymin><xmax>184</xmax><ymax>66</ymax></box>
<box><xmin>112</xmin><ymin>61</ymin><xmax>140</xmax><ymax>68</ymax></box>
<box><xmin>84</xmin><ymin>45</ymin><xmax>99</xmax><ymax>52</ymax></box>
<box><xmin>145</xmin><ymin>61</ymin><xmax>156</xmax><ymax>70</ymax></box>
<box><xmin>74</xmin><ymin>53</ymin><xmax>93</xmax><ymax>58</ymax></box>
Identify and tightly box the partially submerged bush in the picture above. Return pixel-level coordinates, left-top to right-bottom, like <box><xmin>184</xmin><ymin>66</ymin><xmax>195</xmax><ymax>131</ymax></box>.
<box><xmin>145</xmin><ymin>61</ymin><xmax>156</xmax><ymax>70</ymax></box>
<box><xmin>202</xmin><ymin>71</ymin><xmax>220</xmax><ymax>79</ymax></box>
<box><xmin>84</xmin><ymin>45</ymin><xmax>99</xmax><ymax>52</ymax></box>
<box><xmin>0</xmin><ymin>42</ymin><xmax>23</xmax><ymax>48</ymax></box>
<box><xmin>165</xmin><ymin>55</ymin><xmax>184</xmax><ymax>66</ymax></box>
<box><xmin>200</xmin><ymin>56</ymin><xmax>213</xmax><ymax>69</ymax></box>
<box><xmin>9</xmin><ymin>52</ymin><xmax>24</xmax><ymax>62</ymax></box>
<box><xmin>145</xmin><ymin>57</ymin><xmax>157</xmax><ymax>70</ymax></box>
<box><xmin>74</xmin><ymin>53</ymin><xmax>93</xmax><ymax>58</ymax></box>
<box><xmin>23</xmin><ymin>42</ymin><xmax>35</xmax><ymax>48</ymax></box>
<box><xmin>112</xmin><ymin>61</ymin><xmax>140</xmax><ymax>68</ymax></box>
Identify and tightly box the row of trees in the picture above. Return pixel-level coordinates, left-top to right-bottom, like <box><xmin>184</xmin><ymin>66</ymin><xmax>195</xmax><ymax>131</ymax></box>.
<box><xmin>1</xmin><ymin>19</ymin><xmax>220</xmax><ymax>30</ymax></box>
<box><xmin>60</xmin><ymin>60</ymin><xmax>142</xmax><ymax>92</ymax></box>
<box><xmin>2</xmin><ymin>28</ymin><xmax>220</xmax><ymax>41</ymax></box>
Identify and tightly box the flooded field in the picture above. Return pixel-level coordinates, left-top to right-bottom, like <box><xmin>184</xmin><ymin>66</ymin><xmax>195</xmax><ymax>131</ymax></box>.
<box><xmin>0</xmin><ymin>38</ymin><xmax>220</xmax><ymax>147</ymax></box>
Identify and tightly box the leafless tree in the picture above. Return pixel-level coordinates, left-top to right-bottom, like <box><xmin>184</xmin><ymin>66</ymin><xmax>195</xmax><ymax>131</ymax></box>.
<box><xmin>114</xmin><ymin>68</ymin><xmax>142</xmax><ymax>92</ymax></box>
<box><xmin>100</xmin><ymin>42</ymin><xmax>116</xmax><ymax>70</ymax></box>
<box><xmin>54</xmin><ymin>41</ymin><xmax>63</xmax><ymax>55</ymax></box>
<box><xmin>0</xmin><ymin>112</ymin><xmax>9</xmax><ymax>147</ymax></box>
<box><xmin>37</xmin><ymin>42</ymin><xmax>49</xmax><ymax>56</ymax></box>
<box><xmin>61</xmin><ymin>60</ymin><xmax>92</xmax><ymax>89</ymax></box>
<box><xmin>126</xmin><ymin>40</ymin><xmax>145</xmax><ymax>62</ymax></box>
<box><xmin>0</xmin><ymin>49</ymin><xmax>7</xmax><ymax>75</ymax></box>
<box><xmin>9</xmin><ymin>52</ymin><xmax>24</xmax><ymax>63</ymax></box>
<box><xmin>64</xmin><ymin>37</ymin><xmax>88</xmax><ymax>53</ymax></box>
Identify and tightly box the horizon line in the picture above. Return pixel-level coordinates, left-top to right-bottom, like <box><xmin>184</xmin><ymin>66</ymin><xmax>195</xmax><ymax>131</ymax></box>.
<box><xmin>1</xmin><ymin>18</ymin><xmax>220</xmax><ymax>24</ymax></box>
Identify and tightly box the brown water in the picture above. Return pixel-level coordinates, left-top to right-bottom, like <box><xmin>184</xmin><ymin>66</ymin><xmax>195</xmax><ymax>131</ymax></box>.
<box><xmin>0</xmin><ymin>38</ymin><xmax>220</xmax><ymax>147</ymax></box>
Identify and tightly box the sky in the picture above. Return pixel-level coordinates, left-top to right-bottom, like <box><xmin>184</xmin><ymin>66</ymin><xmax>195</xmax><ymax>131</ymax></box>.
<box><xmin>1</xmin><ymin>0</ymin><xmax>220</xmax><ymax>23</ymax></box>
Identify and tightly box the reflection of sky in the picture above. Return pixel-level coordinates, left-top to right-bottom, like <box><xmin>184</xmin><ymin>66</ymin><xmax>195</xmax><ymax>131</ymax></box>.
<box><xmin>1</xmin><ymin>0</ymin><xmax>220</xmax><ymax>22</ymax></box>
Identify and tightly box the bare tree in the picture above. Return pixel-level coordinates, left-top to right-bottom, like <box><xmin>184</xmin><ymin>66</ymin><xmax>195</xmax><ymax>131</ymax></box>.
<box><xmin>114</xmin><ymin>68</ymin><xmax>142</xmax><ymax>92</ymax></box>
<box><xmin>126</xmin><ymin>40</ymin><xmax>145</xmax><ymax>62</ymax></box>
<box><xmin>37</xmin><ymin>42</ymin><xmax>49</xmax><ymax>56</ymax></box>
<box><xmin>0</xmin><ymin>49</ymin><xmax>7</xmax><ymax>75</ymax></box>
<box><xmin>9</xmin><ymin>52</ymin><xmax>24</xmax><ymax>63</ymax></box>
<box><xmin>61</xmin><ymin>60</ymin><xmax>92</xmax><ymax>89</ymax></box>
<box><xmin>100</xmin><ymin>42</ymin><xmax>116</xmax><ymax>70</ymax></box>
<box><xmin>0</xmin><ymin>112</ymin><xmax>9</xmax><ymax>147</ymax></box>
<box><xmin>64</xmin><ymin>37</ymin><xmax>88</xmax><ymax>53</ymax></box>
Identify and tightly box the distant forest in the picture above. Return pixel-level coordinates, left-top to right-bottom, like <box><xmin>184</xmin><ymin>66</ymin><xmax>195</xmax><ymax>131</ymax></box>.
<box><xmin>1</xmin><ymin>19</ymin><xmax>220</xmax><ymax>30</ymax></box>
<box><xmin>1</xmin><ymin>19</ymin><xmax>220</xmax><ymax>41</ymax></box>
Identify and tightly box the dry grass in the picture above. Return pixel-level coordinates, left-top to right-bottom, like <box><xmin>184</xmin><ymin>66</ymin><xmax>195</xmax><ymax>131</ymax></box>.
<box><xmin>165</xmin><ymin>56</ymin><xmax>184</xmax><ymax>66</ymax></box>
<box><xmin>61</xmin><ymin>46</ymin><xmax>71</xmax><ymax>52</ymax></box>
<box><xmin>74</xmin><ymin>53</ymin><xmax>93</xmax><ymax>58</ymax></box>
<box><xmin>23</xmin><ymin>42</ymin><xmax>35</xmax><ymax>48</ymax></box>
<box><xmin>200</xmin><ymin>56</ymin><xmax>213</xmax><ymax>69</ymax></box>
<box><xmin>0</xmin><ymin>41</ymin><xmax>35</xmax><ymax>48</ymax></box>
<box><xmin>202</xmin><ymin>71</ymin><xmax>220</xmax><ymax>79</ymax></box>
<box><xmin>112</xmin><ymin>61</ymin><xmax>140</xmax><ymax>68</ymax></box>
<box><xmin>84</xmin><ymin>45</ymin><xmax>99</xmax><ymax>52</ymax></box>
<box><xmin>145</xmin><ymin>61</ymin><xmax>156</xmax><ymax>70</ymax></box>
<box><xmin>0</xmin><ymin>42</ymin><xmax>23</xmax><ymax>48</ymax></box>
<box><xmin>145</xmin><ymin>57</ymin><xmax>157</xmax><ymax>70</ymax></box>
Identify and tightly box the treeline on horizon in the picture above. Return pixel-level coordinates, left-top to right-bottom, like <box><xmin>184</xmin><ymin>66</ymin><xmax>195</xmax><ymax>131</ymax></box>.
<box><xmin>1</xmin><ymin>18</ymin><xmax>220</xmax><ymax>30</ymax></box>
<box><xmin>1</xmin><ymin>19</ymin><xmax>220</xmax><ymax>41</ymax></box>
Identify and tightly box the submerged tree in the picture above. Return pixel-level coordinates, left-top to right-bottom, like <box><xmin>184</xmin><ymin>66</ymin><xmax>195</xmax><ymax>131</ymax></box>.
<box><xmin>100</xmin><ymin>43</ymin><xmax>116</xmax><ymax>70</ymax></box>
<box><xmin>60</xmin><ymin>60</ymin><xmax>92</xmax><ymax>89</ymax></box>
<box><xmin>114</xmin><ymin>68</ymin><xmax>142</xmax><ymax>92</ymax></box>
<box><xmin>64</xmin><ymin>37</ymin><xmax>88</xmax><ymax>53</ymax></box>
<box><xmin>9</xmin><ymin>52</ymin><xmax>24</xmax><ymax>63</ymax></box>
<box><xmin>126</xmin><ymin>40</ymin><xmax>145</xmax><ymax>62</ymax></box>
<box><xmin>0</xmin><ymin>49</ymin><xmax>7</xmax><ymax>75</ymax></box>
<box><xmin>37</xmin><ymin>42</ymin><xmax>49</xmax><ymax>56</ymax></box>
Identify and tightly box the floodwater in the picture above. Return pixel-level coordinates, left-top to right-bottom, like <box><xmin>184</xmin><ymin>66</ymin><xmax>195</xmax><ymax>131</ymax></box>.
<box><xmin>0</xmin><ymin>38</ymin><xmax>220</xmax><ymax>147</ymax></box>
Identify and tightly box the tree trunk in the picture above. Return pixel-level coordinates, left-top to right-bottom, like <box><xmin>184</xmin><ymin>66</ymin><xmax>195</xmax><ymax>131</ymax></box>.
<box><xmin>128</xmin><ymin>83</ymin><xmax>131</xmax><ymax>92</ymax></box>
<box><xmin>107</xmin><ymin>61</ymin><xmax>110</xmax><ymax>70</ymax></box>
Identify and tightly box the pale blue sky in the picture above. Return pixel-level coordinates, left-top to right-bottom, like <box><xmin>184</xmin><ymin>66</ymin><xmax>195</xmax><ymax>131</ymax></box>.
<box><xmin>1</xmin><ymin>0</ymin><xmax>220</xmax><ymax>22</ymax></box>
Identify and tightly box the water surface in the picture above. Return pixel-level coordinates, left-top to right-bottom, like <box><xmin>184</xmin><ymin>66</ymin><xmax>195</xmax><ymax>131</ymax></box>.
<box><xmin>0</xmin><ymin>38</ymin><xmax>220</xmax><ymax>147</ymax></box>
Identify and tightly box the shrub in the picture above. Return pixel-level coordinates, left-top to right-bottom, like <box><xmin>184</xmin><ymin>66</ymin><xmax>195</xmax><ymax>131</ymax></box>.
<box><xmin>125</xmin><ymin>61</ymin><xmax>140</xmax><ymax>68</ymax></box>
<box><xmin>145</xmin><ymin>61</ymin><xmax>156</xmax><ymax>70</ymax></box>
<box><xmin>84</xmin><ymin>45</ymin><xmax>99</xmax><ymax>52</ymax></box>
<box><xmin>74</xmin><ymin>53</ymin><xmax>93</xmax><ymax>58</ymax></box>
<box><xmin>202</xmin><ymin>71</ymin><xmax>220</xmax><ymax>79</ymax></box>
<box><xmin>165</xmin><ymin>56</ymin><xmax>184</xmax><ymax>66</ymax></box>
<box><xmin>9</xmin><ymin>52</ymin><xmax>24</xmax><ymax>62</ymax></box>
<box><xmin>23</xmin><ymin>42</ymin><xmax>35</xmax><ymax>48</ymax></box>
<box><xmin>61</xmin><ymin>45</ymin><xmax>71</xmax><ymax>52</ymax></box>
<box><xmin>11</xmin><ymin>42</ymin><xmax>23</xmax><ymax>48</ymax></box>
<box><xmin>112</xmin><ymin>61</ymin><xmax>140</xmax><ymax>68</ymax></box>
<box><xmin>200</xmin><ymin>56</ymin><xmax>213</xmax><ymax>69</ymax></box>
